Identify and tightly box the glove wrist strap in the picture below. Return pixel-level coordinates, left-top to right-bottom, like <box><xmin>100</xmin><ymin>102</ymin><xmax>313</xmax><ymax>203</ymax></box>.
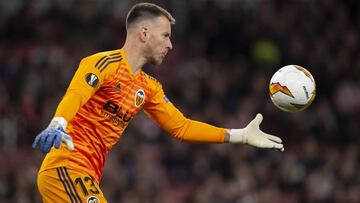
<box><xmin>50</xmin><ymin>117</ymin><xmax>68</xmax><ymax>129</ymax></box>
<box><xmin>228</xmin><ymin>129</ymin><xmax>245</xmax><ymax>143</ymax></box>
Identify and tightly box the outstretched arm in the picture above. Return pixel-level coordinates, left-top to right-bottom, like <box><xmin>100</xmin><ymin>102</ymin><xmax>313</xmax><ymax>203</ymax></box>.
<box><xmin>143</xmin><ymin>84</ymin><xmax>284</xmax><ymax>150</ymax></box>
<box><xmin>225</xmin><ymin>114</ymin><xmax>284</xmax><ymax>151</ymax></box>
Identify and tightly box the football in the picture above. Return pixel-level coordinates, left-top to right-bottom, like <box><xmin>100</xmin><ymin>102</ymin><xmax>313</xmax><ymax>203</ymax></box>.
<box><xmin>269</xmin><ymin>65</ymin><xmax>316</xmax><ymax>112</ymax></box>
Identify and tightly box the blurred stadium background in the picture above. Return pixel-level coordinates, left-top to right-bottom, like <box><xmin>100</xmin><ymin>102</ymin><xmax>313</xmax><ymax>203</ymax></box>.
<box><xmin>0</xmin><ymin>0</ymin><xmax>360</xmax><ymax>202</ymax></box>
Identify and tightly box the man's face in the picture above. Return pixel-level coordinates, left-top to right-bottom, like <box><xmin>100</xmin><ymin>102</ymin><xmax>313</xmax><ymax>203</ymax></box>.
<box><xmin>143</xmin><ymin>16</ymin><xmax>173</xmax><ymax>65</ymax></box>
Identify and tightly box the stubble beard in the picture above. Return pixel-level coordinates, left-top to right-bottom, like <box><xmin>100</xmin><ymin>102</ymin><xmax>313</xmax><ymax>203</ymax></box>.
<box><xmin>148</xmin><ymin>56</ymin><xmax>162</xmax><ymax>65</ymax></box>
<box><xmin>144</xmin><ymin>45</ymin><xmax>162</xmax><ymax>66</ymax></box>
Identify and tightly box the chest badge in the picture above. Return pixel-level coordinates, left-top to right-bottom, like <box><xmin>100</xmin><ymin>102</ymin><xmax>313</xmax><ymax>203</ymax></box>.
<box><xmin>134</xmin><ymin>89</ymin><xmax>145</xmax><ymax>107</ymax></box>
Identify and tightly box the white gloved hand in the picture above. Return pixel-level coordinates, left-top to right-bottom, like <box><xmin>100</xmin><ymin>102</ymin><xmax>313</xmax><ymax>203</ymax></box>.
<box><xmin>228</xmin><ymin>113</ymin><xmax>284</xmax><ymax>151</ymax></box>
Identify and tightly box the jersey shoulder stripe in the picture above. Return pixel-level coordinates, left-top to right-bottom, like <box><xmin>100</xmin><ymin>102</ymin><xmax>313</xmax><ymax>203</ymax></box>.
<box><xmin>99</xmin><ymin>57</ymin><xmax>122</xmax><ymax>72</ymax></box>
<box><xmin>96</xmin><ymin>53</ymin><xmax>121</xmax><ymax>70</ymax></box>
<box><xmin>95</xmin><ymin>53</ymin><xmax>122</xmax><ymax>72</ymax></box>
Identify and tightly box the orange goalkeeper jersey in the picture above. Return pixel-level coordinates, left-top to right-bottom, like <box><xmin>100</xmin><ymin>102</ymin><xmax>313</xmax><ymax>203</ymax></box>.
<box><xmin>39</xmin><ymin>49</ymin><xmax>226</xmax><ymax>183</ymax></box>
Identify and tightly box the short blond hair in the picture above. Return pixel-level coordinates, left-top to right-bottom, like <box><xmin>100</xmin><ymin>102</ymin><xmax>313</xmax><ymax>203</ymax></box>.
<box><xmin>126</xmin><ymin>3</ymin><xmax>175</xmax><ymax>30</ymax></box>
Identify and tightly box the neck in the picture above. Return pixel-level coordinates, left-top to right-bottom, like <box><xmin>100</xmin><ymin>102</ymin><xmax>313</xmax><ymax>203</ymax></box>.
<box><xmin>122</xmin><ymin>39</ymin><xmax>147</xmax><ymax>74</ymax></box>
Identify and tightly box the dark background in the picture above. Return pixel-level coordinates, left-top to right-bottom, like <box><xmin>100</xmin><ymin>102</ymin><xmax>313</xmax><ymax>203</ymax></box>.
<box><xmin>0</xmin><ymin>0</ymin><xmax>359</xmax><ymax>202</ymax></box>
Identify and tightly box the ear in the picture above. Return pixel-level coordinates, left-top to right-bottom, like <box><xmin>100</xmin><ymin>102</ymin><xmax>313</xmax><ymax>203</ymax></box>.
<box><xmin>139</xmin><ymin>26</ymin><xmax>149</xmax><ymax>42</ymax></box>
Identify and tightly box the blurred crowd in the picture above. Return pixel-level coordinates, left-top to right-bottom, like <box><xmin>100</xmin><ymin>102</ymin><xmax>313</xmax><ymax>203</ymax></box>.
<box><xmin>0</xmin><ymin>0</ymin><xmax>359</xmax><ymax>202</ymax></box>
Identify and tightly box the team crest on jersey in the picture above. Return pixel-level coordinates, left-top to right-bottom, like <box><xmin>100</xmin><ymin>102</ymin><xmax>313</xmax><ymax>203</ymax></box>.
<box><xmin>85</xmin><ymin>73</ymin><xmax>99</xmax><ymax>87</ymax></box>
<box><xmin>87</xmin><ymin>196</ymin><xmax>100</xmax><ymax>203</ymax></box>
<box><xmin>134</xmin><ymin>89</ymin><xmax>145</xmax><ymax>107</ymax></box>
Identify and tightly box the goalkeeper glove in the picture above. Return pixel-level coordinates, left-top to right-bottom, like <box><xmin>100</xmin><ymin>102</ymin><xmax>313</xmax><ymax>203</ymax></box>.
<box><xmin>32</xmin><ymin>117</ymin><xmax>74</xmax><ymax>153</ymax></box>
<box><xmin>227</xmin><ymin>113</ymin><xmax>284</xmax><ymax>151</ymax></box>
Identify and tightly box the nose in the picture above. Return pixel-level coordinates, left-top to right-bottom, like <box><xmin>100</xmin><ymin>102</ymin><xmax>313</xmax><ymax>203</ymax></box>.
<box><xmin>167</xmin><ymin>39</ymin><xmax>173</xmax><ymax>50</ymax></box>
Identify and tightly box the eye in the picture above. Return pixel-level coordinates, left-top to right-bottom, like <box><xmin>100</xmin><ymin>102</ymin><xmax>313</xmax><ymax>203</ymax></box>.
<box><xmin>163</xmin><ymin>33</ymin><xmax>170</xmax><ymax>38</ymax></box>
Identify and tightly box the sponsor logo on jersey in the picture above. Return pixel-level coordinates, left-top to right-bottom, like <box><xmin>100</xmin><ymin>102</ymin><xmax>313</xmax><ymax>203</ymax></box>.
<box><xmin>87</xmin><ymin>196</ymin><xmax>100</xmax><ymax>203</ymax></box>
<box><xmin>134</xmin><ymin>89</ymin><xmax>145</xmax><ymax>107</ymax></box>
<box><xmin>102</xmin><ymin>101</ymin><xmax>133</xmax><ymax>127</ymax></box>
<box><xmin>85</xmin><ymin>73</ymin><xmax>99</xmax><ymax>87</ymax></box>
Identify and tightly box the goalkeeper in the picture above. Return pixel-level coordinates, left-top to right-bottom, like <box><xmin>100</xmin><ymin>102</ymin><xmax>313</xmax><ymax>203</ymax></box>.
<box><xmin>32</xmin><ymin>2</ymin><xmax>284</xmax><ymax>203</ymax></box>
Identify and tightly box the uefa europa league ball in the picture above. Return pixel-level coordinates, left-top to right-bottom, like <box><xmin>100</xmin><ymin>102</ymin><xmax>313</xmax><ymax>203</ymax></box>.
<box><xmin>269</xmin><ymin>65</ymin><xmax>316</xmax><ymax>112</ymax></box>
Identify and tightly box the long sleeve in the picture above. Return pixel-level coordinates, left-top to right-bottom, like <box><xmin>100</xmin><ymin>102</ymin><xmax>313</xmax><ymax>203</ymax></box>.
<box><xmin>143</xmin><ymin>82</ymin><xmax>226</xmax><ymax>143</ymax></box>
<box><xmin>55</xmin><ymin>50</ymin><xmax>121</xmax><ymax>122</ymax></box>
